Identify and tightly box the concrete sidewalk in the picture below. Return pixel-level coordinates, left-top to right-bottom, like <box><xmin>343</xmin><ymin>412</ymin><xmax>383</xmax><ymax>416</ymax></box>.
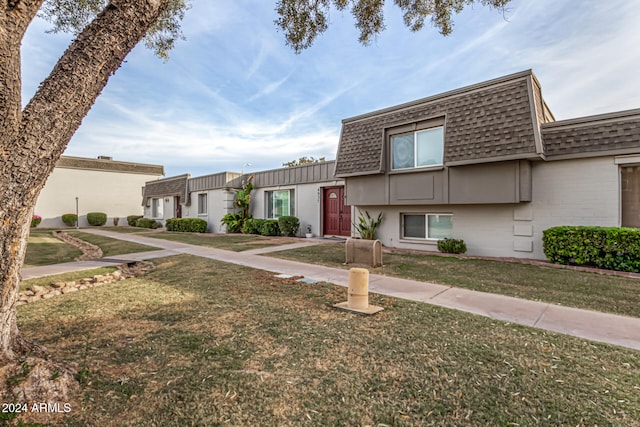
<box><xmin>22</xmin><ymin>228</ymin><xmax>640</xmax><ymax>351</ymax></box>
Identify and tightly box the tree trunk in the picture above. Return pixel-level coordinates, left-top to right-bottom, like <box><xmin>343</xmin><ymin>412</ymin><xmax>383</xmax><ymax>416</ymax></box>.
<box><xmin>0</xmin><ymin>0</ymin><xmax>170</xmax><ymax>364</ymax></box>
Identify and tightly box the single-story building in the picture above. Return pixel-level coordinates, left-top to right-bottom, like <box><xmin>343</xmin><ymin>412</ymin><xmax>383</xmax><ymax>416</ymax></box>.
<box><xmin>334</xmin><ymin>69</ymin><xmax>640</xmax><ymax>259</ymax></box>
<box><xmin>142</xmin><ymin>161</ymin><xmax>347</xmax><ymax>236</ymax></box>
<box><xmin>35</xmin><ymin>155</ymin><xmax>164</xmax><ymax>228</ymax></box>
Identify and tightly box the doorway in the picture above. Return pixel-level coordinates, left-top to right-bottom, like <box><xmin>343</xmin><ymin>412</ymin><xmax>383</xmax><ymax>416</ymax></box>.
<box><xmin>323</xmin><ymin>186</ymin><xmax>351</xmax><ymax>236</ymax></box>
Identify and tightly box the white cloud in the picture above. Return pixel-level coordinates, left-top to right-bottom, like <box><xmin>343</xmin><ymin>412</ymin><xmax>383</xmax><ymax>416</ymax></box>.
<box><xmin>19</xmin><ymin>0</ymin><xmax>640</xmax><ymax>177</ymax></box>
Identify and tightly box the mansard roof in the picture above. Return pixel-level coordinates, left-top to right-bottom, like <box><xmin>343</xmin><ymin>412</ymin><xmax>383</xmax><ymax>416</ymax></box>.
<box><xmin>335</xmin><ymin>70</ymin><xmax>553</xmax><ymax>177</ymax></box>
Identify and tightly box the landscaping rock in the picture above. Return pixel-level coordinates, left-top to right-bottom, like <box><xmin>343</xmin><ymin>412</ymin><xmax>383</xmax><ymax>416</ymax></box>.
<box><xmin>19</xmin><ymin>261</ymin><xmax>154</xmax><ymax>304</ymax></box>
<box><xmin>52</xmin><ymin>230</ymin><xmax>103</xmax><ymax>260</ymax></box>
<box><xmin>30</xmin><ymin>285</ymin><xmax>45</xmax><ymax>294</ymax></box>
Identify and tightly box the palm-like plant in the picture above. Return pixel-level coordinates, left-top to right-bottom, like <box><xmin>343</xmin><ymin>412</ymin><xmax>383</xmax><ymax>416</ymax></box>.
<box><xmin>354</xmin><ymin>211</ymin><xmax>383</xmax><ymax>240</ymax></box>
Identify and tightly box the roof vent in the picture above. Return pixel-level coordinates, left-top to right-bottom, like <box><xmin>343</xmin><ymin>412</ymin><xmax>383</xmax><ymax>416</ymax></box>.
<box><xmin>97</xmin><ymin>155</ymin><xmax>112</xmax><ymax>160</ymax></box>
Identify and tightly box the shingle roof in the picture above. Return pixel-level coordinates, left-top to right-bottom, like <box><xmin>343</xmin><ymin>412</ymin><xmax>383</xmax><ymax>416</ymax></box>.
<box><xmin>335</xmin><ymin>70</ymin><xmax>546</xmax><ymax>177</ymax></box>
<box><xmin>142</xmin><ymin>174</ymin><xmax>190</xmax><ymax>206</ymax></box>
<box><xmin>542</xmin><ymin>109</ymin><xmax>640</xmax><ymax>158</ymax></box>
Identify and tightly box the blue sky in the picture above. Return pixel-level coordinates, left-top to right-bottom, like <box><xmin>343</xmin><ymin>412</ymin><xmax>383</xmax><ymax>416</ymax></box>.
<box><xmin>21</xmin><ymin>0</ymin><xmax>640</xmax><ymax>177</ymax></box>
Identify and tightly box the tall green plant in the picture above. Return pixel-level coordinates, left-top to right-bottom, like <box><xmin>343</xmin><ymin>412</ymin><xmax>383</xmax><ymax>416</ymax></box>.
<box><xmin>234</xmin><ymin>175</ymin><xmax>254</xmax><ymax>224</ymax></box>
<box><xmin>354</xmin><ymin>211</ymin><xmax>383</xmax><ymax>240</ymax></box>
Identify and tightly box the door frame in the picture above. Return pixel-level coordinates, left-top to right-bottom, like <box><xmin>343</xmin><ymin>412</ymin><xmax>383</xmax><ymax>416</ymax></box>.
<box><xmin>322</xmin><ymin>186</ymin><xmax>351</xmax><ymax>237</ymax></box>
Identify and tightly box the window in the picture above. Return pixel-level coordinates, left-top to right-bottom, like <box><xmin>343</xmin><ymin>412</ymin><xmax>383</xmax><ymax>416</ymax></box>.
<box><xmin>151</xmin><ymin>198</ymin><xmax>163</xmax><ymax>219</ymax></box>
<box><xmin>197</xmin><ymin>193</ymin><xmax>207</xmax><ymax>215</ymax></box>
<box><xmin>401</xmin><ymin>213</ymin><xmax>452</xmax><ymax>240</ymax></box>
<box><xmin>267</xmin><ymin>190</ymin><xmax>294</xmax><ymax>219</ymax></box>
<box><xmin>391</xmin><ymin>127</ymin><xmax>444</xmax><ymax>170</ymax></box>
<box><xmin>621</xmin><ymin>165</ymin><xmax>640</xmax><ymax>227</ymax></box>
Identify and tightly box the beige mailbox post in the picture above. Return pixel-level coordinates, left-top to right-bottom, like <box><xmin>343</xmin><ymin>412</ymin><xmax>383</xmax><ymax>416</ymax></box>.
<box><xmin>334</xmin><ymin>268</ymin><xmax>384</xmax><ymax>315</ymax></box>
<box><xmin>345</xmin><ymin>238</ymin><xmax>383</xmax><ymax>268</ymax></box>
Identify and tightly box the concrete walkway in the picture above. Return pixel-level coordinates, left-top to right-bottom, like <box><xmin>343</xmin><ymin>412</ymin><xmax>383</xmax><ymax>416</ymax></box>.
<box><xmin>22</xmin><ymin>229</ymin><xmax>640</xmax><ymax>351</ymax></box>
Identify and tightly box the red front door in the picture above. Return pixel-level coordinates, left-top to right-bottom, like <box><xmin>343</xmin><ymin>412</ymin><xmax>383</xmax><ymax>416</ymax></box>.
<box><xmin>323</xmin><ymin>187</ymin><xmax>351</xmax><ymax>236</ymax></box>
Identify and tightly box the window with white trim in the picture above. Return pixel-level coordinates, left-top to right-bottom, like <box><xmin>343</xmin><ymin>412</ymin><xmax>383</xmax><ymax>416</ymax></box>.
<box><xmin>391</xmin><ymin>127</ymin><xmax>444</xmax><ymax>170</ymax></box>
<box><xmin>401</xmin><ymin>213</ymin><xmax>453</xmax><ymax>240</ymax></box>
<box><xmin>151</xmin><ymin>198</ymin><xmax>163</xmax><ymax>219</ymax></box>
<box><xmin>266</xmin><ymin>190</ymin><xmax>294</xmax><ymax>219</ymax></box>
<box><xmin>197</xmin><ymin>193</ymin><xmax>207</xmax><ymax>215</ymax></box>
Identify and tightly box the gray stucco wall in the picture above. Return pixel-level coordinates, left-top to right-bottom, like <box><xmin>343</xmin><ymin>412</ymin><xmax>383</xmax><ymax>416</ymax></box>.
<box><xmin>355</xmin><ymin>156</ymin><xmax>621</xmax><ymax>259</ymax></box>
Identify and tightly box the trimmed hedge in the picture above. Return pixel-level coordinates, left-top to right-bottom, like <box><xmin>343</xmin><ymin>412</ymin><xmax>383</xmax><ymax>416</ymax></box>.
<box><xmin>87</xmin><ymin>212</ymin><xmax>107</xmax><ymax>226</ymax></box>
<box><xmin>241</xmin><ymin>218</ymin><xmax>262</xmax><ymax>235</ymax></box>
<box><xmin>543</xmin><ymin>226</ymin><xmax>640</xmax><ymax>272</ymax></box>
<box><xmin>127</xmin><ymin>215</ymin><xmax>143</xmax><ymax>226</ymax></box>
<box><xmin>278</xmin><ymin>216</ymin><xmax>299</xmax><ymax>237</ymax></box>
<box><xmin>240</xmin><ymin>218</ymin><xmax>280</xmax><ymax>236</ymax></box>
<box><xmin>61</xmin><ymin>213</ymin><xmax>77</xmax><ymax>227</ymax></box>
<box><xmin>260</xmin><ymin>220</ymin><xmax>280</xmax><ymax>236</ymax></box>
<box><xmin>166</xmin><ymin>218</ymin><xmax>207</xmax><ymax>233</ymax></box>
<box><xmin>437</xmin><ymin>238</ymin><xmax>467</xmax><ymax>254</ymax></box>
<box><xmin>135</xmin><ymin>218</ymin><xmax>162</xmax><ymax>229</ymax></box>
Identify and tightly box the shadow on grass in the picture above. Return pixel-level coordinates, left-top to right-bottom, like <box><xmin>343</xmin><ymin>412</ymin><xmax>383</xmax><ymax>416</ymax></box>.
<box><xmin>16</xmin><ymin>255</ymin><xmax>640</xmax><ymax>426</ymax></box>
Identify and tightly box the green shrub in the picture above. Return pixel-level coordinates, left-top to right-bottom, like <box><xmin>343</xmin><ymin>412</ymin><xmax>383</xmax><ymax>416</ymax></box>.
<box><xmin>259</xmin><ymin>220</ymin><xmax>280</xmax><ymax>236</ymax></box>
<box><xmin>61</xmin><ymin>213</ymin><xmax>77</xmax><ymax>227</ymax></box>
<box><xmin>31</xmin><ymin>215</ymin><xmax>42</xmax><ymax>228</ymax></box>
<box><xmin>135</xmin><ymin>217</ymin><xmax>161</xmax><ymax>229</ymax></box>
<box><xmin>543</xmin><ymin>226</ymin><xmax>640</xmax><ymax>272</ymax></box>
<box><xmin>437</xmin><ymin>238</ymin><xmax>467</xmax><ymax>254</ymax></box>
<box><xmin>127</xmin><ymin>215</ymin><xmax>143</xmax><ymax>226</ymax></box>
<box><xmin>278</xmin><ymin>216</ymin><xmax>300</xmax><ymax>237</ymax></box>
<box><xmin>241</xmin><ymin>218</ymin><xmax>262</xmax><ymax>235</ymax></box>
<box><xmin>354</xmin><ymin>211</ymin><xmax>383</xmax><ymax>240</ymax></box>
<box><xmin>87</xmin><ymin>212</ymin><xmax>107</xmax><ymax>226</ymax></box>
<box><xmin>221</xmin><ymin>213</ymin><xmax>243</xmax><ymax>233</ymax></box>
<box><xmin>166</xmin><ymin>218</ymin><xmax>207</xmax><ymax>233</ymax></box>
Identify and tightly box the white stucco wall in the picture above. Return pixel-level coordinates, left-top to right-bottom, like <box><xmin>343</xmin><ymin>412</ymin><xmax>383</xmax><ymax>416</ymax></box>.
<box><xmin>251</xmin><ymin>180</ymin><xmax>343</xmax><ymax>237</ymax></box>
<box><xmin>36</xmin><ymin>167</ymin><xmax>162</xmax><ymax>228</ymax></box>
<box><xmin>362</xmin><ymin>204</ymin><xmax>523</xmax><ymax>257</ymax></box>
<box><xmin>528</xmin><ymin>156</ymin><xmax>619</xmax><ymax>258</ymax></box>
<box><xmin>179</xmin><ymin>189</ymin><xmax>236</xmax><ymax>233</ymax></box>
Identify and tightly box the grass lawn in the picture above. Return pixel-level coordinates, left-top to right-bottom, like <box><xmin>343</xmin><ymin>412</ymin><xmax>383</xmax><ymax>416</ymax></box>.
<box><xmin>142</xmin><ymin>231</ymin><xmax>299</xmax><ymax>252</ymax></box>
<box><xmin>23</xmin><ymin>229</ymin><xmax>82</xmax><ymax>267</ymax></box>
<box><xmin>102</xmin><ymin>226</ymin><xmax>154</xmax><ymax>234</ymax></box>
<box><xmin>66</xmin><ymin>230</ymin><xmax>161</xmax><ymax>257</ymax></box>
<box><xmin>16</xmin><ymin>255</ymin><xmax>640</xmax><ymax>426</ymax></box>
<box><xmin>268</xmin><ymin>244</ymin><xmax>640</xmax><ymax>318</ymax></box>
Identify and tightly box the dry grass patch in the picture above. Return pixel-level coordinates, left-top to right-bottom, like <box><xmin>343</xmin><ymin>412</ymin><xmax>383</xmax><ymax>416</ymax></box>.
<box><xmin>24</xmin><ymin>229</ymin><xmax>82</xmax><ymax>267</ymax></box>
<box><xmin>15</xmin><ymin>255</ymin><xmax>640</xmax><ymax>426</ymax></box>
<box><xmin>268</xmin><ymin>243</ymin><xmax>640</xmax><ymax>318</ymax></box>
<box><xmin>65</xmin><ymin>231</ymin><xmax>160</xmax><ymax>257</ymax></box>
<box><xmin>141</xmin><ymin>231</ymin><xmax>299</xmax><ymax>251</ymax></box>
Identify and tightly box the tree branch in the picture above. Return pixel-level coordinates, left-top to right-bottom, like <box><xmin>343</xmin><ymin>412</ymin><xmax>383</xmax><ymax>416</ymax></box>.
<box><xmin>6</xmin><ymin>0</ymin><xmax>169</xmax><ymax>197</ymax></box>
<box><xmin>7</xmin><ymin>0</ymin><xmax>45</xmax><ymax>38</ymax></box>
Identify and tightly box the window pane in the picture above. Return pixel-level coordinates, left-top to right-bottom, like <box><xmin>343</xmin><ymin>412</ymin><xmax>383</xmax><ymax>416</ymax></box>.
<box><xmin>428</xmin><ymin>214</ymin><xmax>452</xmax><ymax>239</ymax></box>
<box><xmin>416</xmin><ymin>127</ymin><xmax>444</xmax><ymax>167</ymax></box>
<box><xmin>392</xmin><ymin>134</ymin><xmax>415</xmax><ymax>169</ymax></box>
<box><xmin>152</xmin><ymin>198</ymin><xmax>163</xmax><ymax>218</ymax></box>
<box><xmin>198</xmin><ymin>194</ymin><xmax>207</xmax><ymax>214</ymax></box>
<box><xmin>403</xmin><ymin>214</ymin><xmax>426</xmax><ymax>238</ymax></box>
<box><xmin>267</xmin><ymin>192</ymin><xmax>273</xmax><ymax>218</ymax></box>
<box><xmin>621</xmin><ymin>166</ymin><xmax>640</xmax><ymax>227</ymax></box>
<box><xmin>272</xmin><ymin>190</ymin><xmax>290</xmax><ymax>218</ymax></box>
